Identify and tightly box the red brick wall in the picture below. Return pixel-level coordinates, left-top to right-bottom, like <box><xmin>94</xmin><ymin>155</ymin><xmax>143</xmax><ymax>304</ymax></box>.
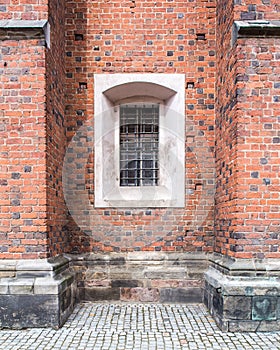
<box><xmin>215</xmin><ymin>0</ymin><xmax>280</xmax><ymax>258</ymax></box>
<box><xmin>0</xmin><ymin>0</ymin><xmax>47</xmax><ymax>20</ymax></box>
<box><xmin>0</xmin><ymin>0</ymin><xmax>69</xmax><ymax>259</ymax></box>
<box><xmin>46</xmin><ymin>0</ymin><xmax>70</xmax><ymax>256</ymax></box>
<box><xmin>234</xmin><ymin>0</ymin><xmax>280</xmax><ymax>21</ymax></box>
<box><xmin>214</xmin><ymin>0</ymin><xmax>237</xmax><ymax>256</ymax></box>
<box><xmin>0</xmin><ymin>38</ymin><xmax>48</xmax><ymax>258</ymax></box>
<box><xmin>2</xmin><ymin>0</ymin><xmax>278</xmax><ymax>260</ymax></box>
<box><xmin>232</xmin><ymin>38</ymin><xmax>280</xmax><ymax>259</ymax></box>
<box><xmin>65</xmin><ymin>0</ymin><xmax>216</xmax><ymax>253</ymax></box>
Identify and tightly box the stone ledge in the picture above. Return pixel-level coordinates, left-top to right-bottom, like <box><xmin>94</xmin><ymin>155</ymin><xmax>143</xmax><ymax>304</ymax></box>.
<box><xmin>205</xmin><ymin>267</ymin><xmax>280</xmax><ymax>296</ymax></box>
<box><xmin>34</xmin><ymin>274</ymin><xmax>74</xmax><ymax>295</ymax></box>
<box><xmin>233</xmin><ymin>20</ymin><xmax>280</xmax><ymax>43</ymax></box>
<box><xmin>0</xmin><ymin>255</ymin><xmax>71</xmax><ymax>278</ymax></box>
<box><xmin>0</xmin><ymin>275</ymin><xmax>72</xmax><ymax>296</ymax></box>
<box><xmin>0</xmin><ymin>20</ymin><xmax>48</xmax><ymax>29</ymax></box>
<box><xmin>0</xmin><ymin>20</ymin><xmax>50</xmax><ymax>47</ymax></box>
<box><xmin>69</xmin><ymin>252</ymin><xmax>207</xmax><ymax>303</ymax></box>
<box><xmin>0</xmin><ymin>258</ymin><xmax>74</xmax><ymax>295</ymax></box>
<box><xmin>67</xmin><ymin>252</ymin><xmax>208</xmax><ymax>263</ymax></box>
<box><xmin>209</xmin><ymin>252</ymin><xmax>280</xmax><ymax>277</ymax></box>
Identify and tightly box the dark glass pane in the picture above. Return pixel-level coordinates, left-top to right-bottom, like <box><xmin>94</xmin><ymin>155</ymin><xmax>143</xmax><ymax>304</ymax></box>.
<box><xmin>120</xmin><ymin>104</ymin><xmax>159</xmax><ymax>187</ymax></box>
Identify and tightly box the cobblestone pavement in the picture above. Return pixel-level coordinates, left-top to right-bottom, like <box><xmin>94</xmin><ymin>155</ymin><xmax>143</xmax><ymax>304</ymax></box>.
<box><xmin>0</xmin><ymin>303</ymin><xmax>280</xmax><ymax>350</ymax></box>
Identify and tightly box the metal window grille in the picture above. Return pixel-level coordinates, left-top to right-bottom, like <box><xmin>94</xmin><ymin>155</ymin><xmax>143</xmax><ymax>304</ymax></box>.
<box><xmin>120</xmin><ymin>104</ymin><xmax>159</xmax><ymax>187</ymax></box>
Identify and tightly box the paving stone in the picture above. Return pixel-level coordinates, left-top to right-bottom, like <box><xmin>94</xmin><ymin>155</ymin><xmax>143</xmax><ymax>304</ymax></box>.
<box><xmin>0</xmin><ymin>303</ymin><xmax>279</xmax><ymax>349</ymax></box>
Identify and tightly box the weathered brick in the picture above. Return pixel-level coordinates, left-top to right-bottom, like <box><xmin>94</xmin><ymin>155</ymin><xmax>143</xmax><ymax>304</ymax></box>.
<box><xmin>215</xmin><ymin>0</ymin><xmax>280</xmax><ymax>259</ymax></box>
<box><xmin>64</xmin><ymin>0</ymin><xmax>216</xmax><ymax>254</ymax></box>
<box><xmin>0</xmin><ymin>0</ymin><xmax>279</xmax><ymax>262</ymax></box>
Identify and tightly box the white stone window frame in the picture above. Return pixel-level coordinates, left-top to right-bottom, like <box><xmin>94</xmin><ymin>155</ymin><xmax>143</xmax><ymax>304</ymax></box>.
<box><xmin>94</xmin><ymin>74</ymin><xmax>185</xmax><ymax>208</ymax></box>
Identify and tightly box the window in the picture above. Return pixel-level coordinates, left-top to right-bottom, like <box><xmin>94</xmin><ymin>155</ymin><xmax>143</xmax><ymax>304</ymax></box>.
<box><xmin>94</xmin><ymin>74</ymin><xmax>185</xmax><ymax>208</ymax></box>
<box><xmin>120</xmin><ymin>104</ymin><xmax>159</xmax><ymax>187</ymax></box>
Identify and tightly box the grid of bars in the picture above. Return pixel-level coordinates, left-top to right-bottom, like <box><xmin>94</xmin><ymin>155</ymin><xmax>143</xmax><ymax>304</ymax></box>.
<box><xmin>120</xmin><ymin>104</ymin><xmax>159</xmax><ymax>186</ymax></box>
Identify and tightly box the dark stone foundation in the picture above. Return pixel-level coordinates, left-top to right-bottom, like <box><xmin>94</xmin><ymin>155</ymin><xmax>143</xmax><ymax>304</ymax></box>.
<box><xmin>68</xmin><ymin>252</ymin><xmax>208</xmax><ymax>304</ymax></box>
<box><xmin>0</xmin><ymin>256</ymin><xmax>76</xmax><ymax>329</ymax></box>
<box><xmin>1</xmin><ymin>252</ymin><xmax>280</xmax><ymax>331</ymax></box>
<box><xmin>204</xmin><ymin>254</ymin><xmax>280</xmax><ymax>332</ymax></box>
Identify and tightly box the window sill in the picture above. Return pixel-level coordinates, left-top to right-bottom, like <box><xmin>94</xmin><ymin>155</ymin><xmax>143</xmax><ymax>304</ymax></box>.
<box><xmin>99</xmin><ymin>186</ymin><xmax>184</xmax><ymax>208</ymax></box>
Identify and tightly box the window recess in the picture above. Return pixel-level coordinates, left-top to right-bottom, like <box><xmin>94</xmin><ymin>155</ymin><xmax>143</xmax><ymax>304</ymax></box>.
<box><xmin>94</xmin><ymin>73</ymin><xmax>185</xmax><ymax>208</ymax></box>
<box><xmin>120</xmin><ymin>104</ymin><xmax>159</xmax><ymax>187</ymax></box>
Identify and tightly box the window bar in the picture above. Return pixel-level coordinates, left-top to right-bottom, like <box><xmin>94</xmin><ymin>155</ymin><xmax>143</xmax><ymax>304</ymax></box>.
<box><xmin>120</xmin><ymin>104</ymin><xmax>159</xmax><ymax>187</ymax></box>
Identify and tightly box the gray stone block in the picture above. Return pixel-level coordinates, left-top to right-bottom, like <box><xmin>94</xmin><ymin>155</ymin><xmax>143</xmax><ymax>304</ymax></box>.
<box><xmin>8</xmin><ymin>278</ymin><xmax>34</xmax><ymax>295</ymax></box>
<box><xmin>223</xmin><ymin>296</ymin><xmax>251</xmax><ymax>320</ymax></box>
<box><xmin>144</xmin><ymin>267</ymin><xmax>187</xmax><ymax>279</ymax></box>
<box><xmin>209</xmin><ymin>252</ymin><xmax>280</xmax><ymax>277</ymax></box>
<box><xmin>160</xmin><ymin>288</ymin><xmax>202</xmax><ymax>303</ymax></box>
<box><xmin>34</xmin><ymin>277</ymin><xmax>60</xmax><ymax>295</ymax></box>
<box><xmin>34</xmin><ymin>273</ymin><xmax>74</xmax><ymax>295</ymax></box>
<box><xmin>0</xmin><ymin>279</ymin><xmax>9</xmax><ymax>294</ymax></box>
<box><xmin>111</xmin><ymin>279</ymin><xmax>143</xmax><ymax>288</ymax></box>
<box><xmin>205</xmin><ymin>262</ymin><xmax>280</xmax><ymax>331</ymax></box>
<box><xmin>84</xmin><ymin>287</ymin><xmax>120</xmax><ymax>301</ymax></box>
<box><xmin>0</xmin><ymin>295</ymin><xmax>59</xmax><ymax>329</ymax></box>
<box><xmin>0</xmin><ymin>256</ymin><xmax>76</xmax><ymax>328</ymax></box>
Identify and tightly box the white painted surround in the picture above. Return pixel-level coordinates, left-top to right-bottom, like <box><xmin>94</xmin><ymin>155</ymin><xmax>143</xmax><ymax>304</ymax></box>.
<box><xmin>94</xmin><ymin>74</ymin><xmax>185</xmax><ymax>208</ymax></box>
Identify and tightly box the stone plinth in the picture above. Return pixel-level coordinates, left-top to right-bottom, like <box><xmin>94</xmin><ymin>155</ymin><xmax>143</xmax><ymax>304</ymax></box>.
<box><xmin>0</xmin><ymin>256</ymin><xmax>76</xmax><ymax>329</ymax></box>
<box><xmin>68</xmin><ymin>252</ymin><xmax>208</xmax><ymax>304</ymax></box>
<box><xmin>204</xmin><ymin>254</ymin><xmax>280</xmax><ymax>332</ymax></box>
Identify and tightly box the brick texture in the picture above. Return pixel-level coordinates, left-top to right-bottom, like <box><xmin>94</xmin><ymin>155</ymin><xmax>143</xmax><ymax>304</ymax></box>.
<box><xmin>215</xmin><ymin>0</ymin><xmax>280</xmax><ymax>258</ymax></box>
<box><xmin>0</xmin><ymin>37</ymin><xmax>47</xmax><ymax>258</ymax></box>
<box><xmin>0</xmin><ymin>0</ymin><xmax>48</xmax><ymax>20</ymax></box>
<box><xmin>234</xmin><ymin>0</ymin><xmax>280</xmax><ymax>21</ymax></box>
<box><xmin>215</xmin><ymin>0</ymin><xmax>237</xmax><ymax>257</ymax></box>
<box><xmin>64</xmin><ymin>0</ymin><xmax>216</xmax><ymax>253</ymax></box>
<box><xmin>0</xmin><ymin>0</ymin><xmax>68</xmax><ymax>258</ymax></box>
<box><xmin>46</xmin><ymin>0</ymin><xmax>69</xmax><ymax>256</ymax></box>
<box><xmin>1</xmin><ymin>0</ymin><xmax>280</xmax><ymax>260</ymax></box>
